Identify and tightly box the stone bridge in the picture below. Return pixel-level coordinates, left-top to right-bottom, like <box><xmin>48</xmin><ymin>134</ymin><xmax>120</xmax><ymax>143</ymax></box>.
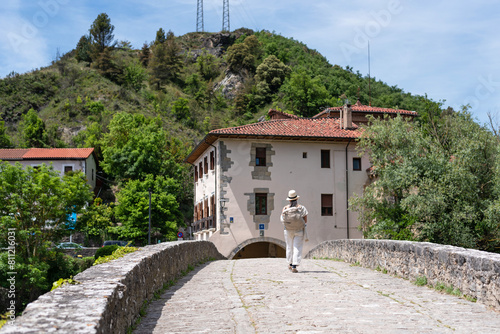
<box><xmin>2</xmin><ymin>240</ymin><xmax>500</xmax><ymax>333</ymax></box>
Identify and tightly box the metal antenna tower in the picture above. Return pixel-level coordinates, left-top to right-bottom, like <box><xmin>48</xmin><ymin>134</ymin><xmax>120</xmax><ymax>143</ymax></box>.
<box><xmin>222</xmin><ymin>0</ymin><xmax>230</xmax><ymax>32</ymax></box>
<box><xmin>196</xmin><ymin>0</ymin><xmax>204</xmax><ymax>32</ymax></box>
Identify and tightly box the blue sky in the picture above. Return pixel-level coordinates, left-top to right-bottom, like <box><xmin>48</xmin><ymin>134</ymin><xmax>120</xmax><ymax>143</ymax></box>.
<box><xmin>1</xmin><ymin>0</ymin><xmax>499</xmax><ymax>125</ymax></box>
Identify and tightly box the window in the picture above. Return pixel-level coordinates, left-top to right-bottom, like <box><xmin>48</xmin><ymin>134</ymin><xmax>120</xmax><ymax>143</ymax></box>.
<box><xmin>303</xmin><ymin>152</ymin><xmax>307</xmax><ymax>159</ymax></box>
<box><xmin>199</xmin><ymin>161</ymin><xmax>203</xmax><ymax>176</ymax></box>
<box><xmin>255</xmin><ymin>147</ymin><xmax>266</xmax><ymax>166</ymax></box>
<box><xmin>204</xmin><ymin>156</ymin><xmax>208</xmax><ymax>174</ymax></box>
<box><xmin>321</xmin><ymin>150</ymin><xmax>330</xmax><ymax>168</ymax></box>
<box><xmin>64</xmin><ymin>166</ymin><xmax>73</xmax><ymax>174</ymax></box>
<box><xmin>255</xmin><ymin>193</ymin><xmax>267</xmax><ymax>215</ymax></box>
<box><xmin>210</xmin><ymin>151</ymin><xmax>215</xmax><ymax>170</ymax></box>
<box><xmin>321</xmin><ymin>194</ymin><xmax>333</xmax><ymax>216</ymax></box>
<box><xmin>353</xmin><ymin>157</ymin><xmax>361</xmax><ymax>171</ymax></box>
<box><xmin>195</xmin><ymin>166</ymin><xmax>198</xmax><ymax>182</ymax></box>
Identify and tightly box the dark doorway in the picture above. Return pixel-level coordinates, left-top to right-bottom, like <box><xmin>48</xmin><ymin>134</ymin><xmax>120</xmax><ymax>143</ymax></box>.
<box><xmin>233</xmin><ymin>242</ymin><xmax>286</xmax><ymax>259</ymax></box>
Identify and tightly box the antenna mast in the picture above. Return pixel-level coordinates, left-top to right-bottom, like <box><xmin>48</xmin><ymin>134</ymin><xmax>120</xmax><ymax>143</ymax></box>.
<box><xmin>368</xmin><ymin>41</ymin><xmax>371</xmax><ymax>106</ymax></box>
<box><xmin>222</xmin><ymin>0</ymin><xmax>230</xmax><ymax>32</ymax></box>
<box><xmin>196</xmin><ymin>0</ymin><xmax>204</xmax><ymax>32</ymax></box>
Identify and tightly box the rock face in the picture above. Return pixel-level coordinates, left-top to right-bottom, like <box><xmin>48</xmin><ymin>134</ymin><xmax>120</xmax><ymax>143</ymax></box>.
<box><xmin>214</xmin><ymin>71</ymin><xmax>244</xmax><ymax>99</ymax></box>
<box><xmin>0</xmin><ymin>241</ymin><xmax>225</xmax><ymax>334</ymax></box>
<box><xmin>306</xmin><ymin>239</ymin><xmax>500</xmax><ymax>311</ymax></box>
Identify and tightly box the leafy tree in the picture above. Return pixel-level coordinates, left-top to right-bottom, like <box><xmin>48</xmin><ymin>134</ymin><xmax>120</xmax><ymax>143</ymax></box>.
<box><xmin>282</xmin><ymin>70</ymin><xmax>330</xmax><ymax>117</ymax></box>
<box><xmin>19</xmin><ymin>109</ymin><xmax>49</xmax><ymax>148</ymax></box>
<box><xmin>148</xmin><ymin>31</ymin><xmax>183</xmax><ymax>88</ymax></box>
<box><xmin>155</xmin><ymin>28</ymin><xmax>166</xmax><ymax>44</ymax></box>
<box><xmin>255</xmin><ymin>55</ymin><xmax>291</xmax><ymax>95</ymax></box>
<box><xmin>226</xmin><ymin>43</ymin><xmax>256</xmax><ymax>73</ymax></box>
<box><xmin>101</xmin><ymin>112</ymin><xmax>188</xmax><ymax>181</ymax></box>
<box><xmin>77</xmin><ymin>198</ymin><xmax>114</xmax><ymax>244</ymax></box>
<box><xmin>75</xmin><ymin>35</ymin><xmax>92</xmax><ymax>63</ymax></box>
<box><xmin>139</xmin><ymin>42</ymin><xmax>150</xmax><ymax>67</ymax></box>
<box><xmin>351</xmin><ymin>111</ymin><xmax>499</xmax><ymax>251</ymax></box>
<box><xmin>172</xmin><ymin>97</ymin><xmax>190</xmax><ymax>120</ymax></box>
<box><xmin>0</xmin><ymin>120</ymin><xmax>12</xmax><ymax>148</ymax></box>
<box><xmin>196</xmin><ymin>50</ymin><xmax>220</xmax><ymax>81</ymax></box>
<box><xmin>0</xmin><ymin>162</ymin><xmax>93</xmax><ymax>259</ymax></box>
<box><xmin>91</xmin><ymin>47</ymin><xmax>122</xmax><ymax>83</ymax></box>
<box><xmin>89</xmin><ymin>13</ymin><xmax>115</xmax><ymax>57</ymax></box>
<box><xmin>111</xmin><ymin>175</ymin><xmax>183</xmax><ymax>244</ymax></box>
<box><xmin>123</xmin><ymin>60</ymin><xmax>147</xmax><ymax>92</ymax></box>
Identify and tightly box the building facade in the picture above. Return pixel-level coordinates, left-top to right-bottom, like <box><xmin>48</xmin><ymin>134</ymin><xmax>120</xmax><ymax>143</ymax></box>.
<box><xmin>186</xmin><ymin>103</ymin><xmax>416</xmax><ymax>259</ymax></box>
<box><xmin>0</xmin><ymin>148</ymin><xmax>98</xmax><ymax>191</ymax></box>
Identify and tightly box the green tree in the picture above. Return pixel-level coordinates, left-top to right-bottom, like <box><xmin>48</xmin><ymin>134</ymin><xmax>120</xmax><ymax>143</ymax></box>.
<box><xmin>123</xmin><ymin>60</ymin><xmax>147</xmax><ymax>91</ymax></box>
<box><xmin>282</xmin><ymin>70</ymin><xmax>329</xmax><ymax>117</ymax></box>
<box><xmin>111</xmin><ymin>175</ymin><xmax>183</xmax><ymax>244</ymax></box>
<box><xmin>91</xmin><ymin>47</ymin><xmax>122</xmax><ymax>83</ymax></box>
<box><xmin>89</xmin><ymin>13</ymin><xmax>115</xmax><ymax>57</ymax></box>
<box><xmin>0</xmin><ymin>162</ymin><xmax>93</xmax><ymax>259</ymax></box>
<box><xmin>75</xmin><ymin>35</ymin><xmax>92</xmax><ymax>63</ymax></box>
<box><xmin>0</xmin><ymin>120</ymin><xmax>12</xmax><ymax>148</ymax></box>
<box><xmin>351</xmin><ymin>111</ymin><xmax>499</xmax><ymax>251</ymax></box>
<box><xmin>101</xmin><ymin>112</ymin><xmax>188</xmax><ymax>181</ymax></box>
<box><xmin>19</xmin><ymin>109</ymin><xmax>49</xmax><ymax>148</ymax></box>
<box><xmin>148</xmin><ymin>32</ymin><xmax>183</xmax><ymax>89</ymax></box>
<box><xmin>226</xmin><ymin>42</ymin><xmax>256</xmax><ymax>73</ymax></box>
<box><xmin>255</xmin><ymin>55</ymin><xmax>291</xmax><ymax>95</ymax></box>
<box><xmin>139</xmin><ymin>42</ymin><xmax>150</xmax><ymax>67</ymax></box>
<box><xmin>196</xmin><ymin>50</ymin><xmax>220</xmax><ymax>81</ymax></box>
<box><xmin>155</xmin><ymin>28</ymin><xmax>166</xmax><ymax>44</ymax></box>
<box><xmin>77</xmin><ymin>197</ymin><xmax>114</xmax><ymax>244</ymax></box>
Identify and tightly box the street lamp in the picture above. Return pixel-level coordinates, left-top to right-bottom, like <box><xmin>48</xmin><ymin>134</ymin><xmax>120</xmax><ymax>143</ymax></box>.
<box><xmin>148</xmin><ymin>187</ymin><xmax>152</xmax><ymax>245</ymax></box>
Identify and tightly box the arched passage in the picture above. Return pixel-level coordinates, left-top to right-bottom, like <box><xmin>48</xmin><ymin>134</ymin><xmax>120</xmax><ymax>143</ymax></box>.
<box><xmin>228</xmin><ymin>237</ymin><xmax>286</xmax><ymax>260</ymax></box>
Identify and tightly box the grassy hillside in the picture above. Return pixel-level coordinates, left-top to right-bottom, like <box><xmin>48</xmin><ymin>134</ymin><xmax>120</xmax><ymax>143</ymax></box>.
<box><xmin>0</xmin><ymin>28</ymin><xmax>439</xmax><ymax>151</ymax></box>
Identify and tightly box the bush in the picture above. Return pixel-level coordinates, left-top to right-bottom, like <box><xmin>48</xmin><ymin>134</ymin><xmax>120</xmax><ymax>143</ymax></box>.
<box><xmin>95</xmin><ymin>245</ymin><xmax>119</xmax><ymax>260</ymax></box>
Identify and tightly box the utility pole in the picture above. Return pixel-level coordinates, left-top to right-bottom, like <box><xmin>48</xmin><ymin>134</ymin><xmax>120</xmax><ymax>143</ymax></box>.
<box><xmin>196</xmin><ymin>0</ymin><xmax>204</xmax><ymax>32</ymax></box>
<box><xmin>222</xmin><ymin>0</ymin><xmax>230</xmax><ymax>32</ymax></box>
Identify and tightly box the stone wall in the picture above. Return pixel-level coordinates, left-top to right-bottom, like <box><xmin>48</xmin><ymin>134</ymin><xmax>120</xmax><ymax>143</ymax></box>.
<box><xmin>306</xmin><ymin>239</ymin><xmax>500</xmax><ymax>311</ymax></box>
<box><xmin>0</xmin><ymin>241</ymin><xmax>225</xmax><ymax>334</ymax></box>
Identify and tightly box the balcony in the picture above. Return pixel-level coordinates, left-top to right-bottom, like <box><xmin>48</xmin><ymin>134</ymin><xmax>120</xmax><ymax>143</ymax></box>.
<box><xmin>192</xmin><ymin>215</ymin><xmax>216</xmax><ymax>233</ymax></box>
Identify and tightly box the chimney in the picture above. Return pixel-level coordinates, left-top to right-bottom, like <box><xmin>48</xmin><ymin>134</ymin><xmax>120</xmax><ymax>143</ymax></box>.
<box><xmin>341</xmin><ymin>102</ymin><xmax>352</xmax><ymax>129</ymax></box>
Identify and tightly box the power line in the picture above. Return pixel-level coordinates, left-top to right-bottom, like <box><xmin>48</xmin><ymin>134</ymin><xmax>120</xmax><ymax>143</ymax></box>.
<box><xmin>196</xmin><ymin>0</ymin><xmax>204</xmax><ymax>32</ymax></box>
<box><xmin>222</xmin><ymin>0</ymin><xmax>230</xmax><ymax>32</ymax></box>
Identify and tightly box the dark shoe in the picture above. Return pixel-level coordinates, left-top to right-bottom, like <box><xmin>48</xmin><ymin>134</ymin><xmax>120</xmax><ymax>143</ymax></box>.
<box><xmin>292</xmin><ymin>268</ymin><xmax>298</xmax><ymax>273</ymax></box>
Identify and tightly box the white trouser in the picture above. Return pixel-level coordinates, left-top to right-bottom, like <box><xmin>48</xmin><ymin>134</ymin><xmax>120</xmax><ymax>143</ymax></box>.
<box><xmin>284</xmin><ymin>229</ymin><xmax>304</xmax><ymax>266</ymax></box>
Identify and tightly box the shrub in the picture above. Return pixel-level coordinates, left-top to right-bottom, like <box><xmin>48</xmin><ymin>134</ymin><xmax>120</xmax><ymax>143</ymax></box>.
<box><xmin>95</xmin><ymin>245</ymin><xmax>119</xmax><ymax>260</ymax></box>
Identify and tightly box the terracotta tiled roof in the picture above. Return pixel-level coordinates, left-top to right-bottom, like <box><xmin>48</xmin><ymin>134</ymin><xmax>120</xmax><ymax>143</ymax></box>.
<box><xmin>0</xmin><ymin>149</ymin><xmax>30</xmax><ymax>160</ymax></box>
<box><xmin>0</xmin><ymin>148</ymin><xmax>94</xmax><ymax>160</ymax></box>
<box><xmin>185</xmin><ymin>118</ymin><xmax>361</xmax><ymax>164</ymax></box>
<box><xmin>211</xmin><ymin>118</ymin><xmax>360</xmax><ymax>138</ymax></box>
<box><xmin>314</xmin><ymin>100</ymin><xmax>417</xmax><ymax>118</ymax></box>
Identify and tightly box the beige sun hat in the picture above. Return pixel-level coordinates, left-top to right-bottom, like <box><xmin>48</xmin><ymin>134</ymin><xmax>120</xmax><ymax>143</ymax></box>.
<box><xmin>286</xmin><ymin>190</ymin><xmax>299</xmax><ymax>201</ymax></box>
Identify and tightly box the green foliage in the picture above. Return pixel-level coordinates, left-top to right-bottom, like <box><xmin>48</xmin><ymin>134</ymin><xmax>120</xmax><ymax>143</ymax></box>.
<box><xmin>112</xmin><ymin>174</ymin><xmax>182</xmax><ymax>244</ymax></box>
<box><xmin>414</xmin><ymin>276</ymin><xmax>428</xmax><ymax>286</ymax></box>
<box><xmin>124</xmin><ymin>61</ymin><xmax>147</xmax><ymax>92</ymax></box>
<box><xmin>148</xmin><ymin>31</ymin><xmax>182</xmax><ymax>88</ymax></box>
<box><xmin>76</xmin><ymin>35</ymin><xmax>92</xmax><ymax>63</ymax></box>
<box><xmin>93</xmin><ymin>246</ymin><xmax>138</xmax><ymax>265</ymax></box>
<box><xmin>225</xmin><ymin>35</ymin><xmax>263</xmax><ymax>73</ymax></box>
<box><xmin>0</xmin><ymin>120</ymin><xmax>12</xmax><ymax>148</ymax></box>
<box><xmin>351</xmin><ymin>111</ymin><xmax>500</xmax><ymax>251</ymax></box>
<box><xmin>282</xmin><ymin>70</ymin><xmax>330</xmax><ymax>117</ymax></box>
<box><xmin>196</xmin><ymin>50</ymin><xmax>220</xmax><ymax>81</ymax></box>
<box><xmin>89</xmin><ymin>13</ymin><xmax>115</xmax><ymax>56</ymax></box>
<box><xmin>101</xmin><ymin>112</ymin><xmax>184</xmax><ymax>180</ymax></box>
<box><xmin>155</xmin><ymin>28</ymin><xmax>166</xmax><ymax>44</ymax></box>
<box><xmin>77</xmin><ymin>198</ymin><xmax>114</xmax><ymax>244</ymax></box>
<box><xmin>0</xmin><ymin>162</ymin><xmax>93</xmax><ymax>259</ymax></box>
<box><xmin>51</xmin><ymin>276</ymin><xmax>80</xmax><ymax>291</ymax></box>
<box><xmin>94</xmin><ymin>245</ymin><xmax>119</xmax><ymax>260</ymax></box>
<box><xmin>19</xmin><ymin>109</ymin><xmax>49</xmax><ymax>148</ymax></box>
<box><xmin>255</xmin><ymin>55</ymin><xmax>291</xmax><ymax>95</ymax></box>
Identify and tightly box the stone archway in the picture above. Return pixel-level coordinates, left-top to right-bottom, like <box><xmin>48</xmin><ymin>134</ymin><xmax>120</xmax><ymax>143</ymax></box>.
<box><xmin>228</xmin><ymin>237</ymin><xmax>286</xmax><ymax>260</ymax></box>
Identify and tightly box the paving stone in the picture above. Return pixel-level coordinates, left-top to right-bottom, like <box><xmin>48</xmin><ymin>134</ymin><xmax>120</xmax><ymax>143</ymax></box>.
<box><xmin>134</xmin><ymin>258</ymin><xmax>500</xmax><ymax>334</ymax></box>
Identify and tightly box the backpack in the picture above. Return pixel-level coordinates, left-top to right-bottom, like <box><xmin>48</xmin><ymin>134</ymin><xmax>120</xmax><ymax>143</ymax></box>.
<box><xmin>282</xmin><ymin>205</ymin><xmax>305</xmax><ymax>231</ymax></box>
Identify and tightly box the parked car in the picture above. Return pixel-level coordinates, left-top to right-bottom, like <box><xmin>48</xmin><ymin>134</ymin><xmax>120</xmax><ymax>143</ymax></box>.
<box><xmin>56</xmin><ymin>242</ymin><xmax>85</xmax><ymax>249</ymax></box>
<box><xmin>102</xmin><ymin>240</ymin><xmax>128</xmax><ymax>247</ymax></box>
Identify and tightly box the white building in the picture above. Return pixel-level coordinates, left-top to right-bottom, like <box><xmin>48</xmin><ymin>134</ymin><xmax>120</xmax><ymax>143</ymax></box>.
<box><xmin>0</xmin><ymin>148</ymin><xmax>98</xmax><ymax>191</ymax></box>
<box><xmin>186</xmin><ymin>102</ymin><xmax>416</xmax><ymax>259</ymax></box>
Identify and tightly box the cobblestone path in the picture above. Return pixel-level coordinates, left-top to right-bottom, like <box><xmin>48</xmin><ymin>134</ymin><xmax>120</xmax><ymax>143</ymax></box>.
<box><xmin>134</xmin><ymin>258</ymin><xmax>500</xmax><ymax>333</ymax></box>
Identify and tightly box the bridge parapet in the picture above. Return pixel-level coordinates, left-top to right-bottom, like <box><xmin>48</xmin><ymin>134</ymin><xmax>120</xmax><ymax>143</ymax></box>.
<box><xmin>306</xmin><ymin>239</ymin><xmax>500</xmax><ymax>311</ymax></box>
<box><xmin>0</xmin><ymin>241</ymin><xmax>225</xmax><ymax>334</ymax></box>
